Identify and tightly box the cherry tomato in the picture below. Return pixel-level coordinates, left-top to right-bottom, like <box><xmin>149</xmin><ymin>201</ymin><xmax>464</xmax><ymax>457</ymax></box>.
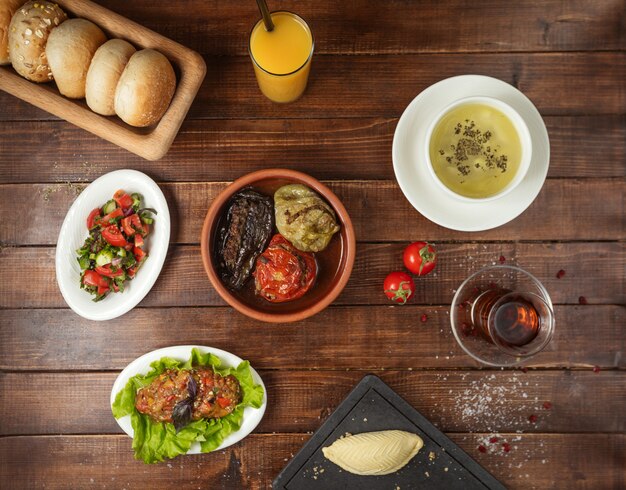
<box><xmin>83</xmin><ymin>270</ymin><xmax>108</xmax><ymax>288</ymax></box>
<box><xmin>134</xmin><ymin>234</ymin><xmax>144</xmax><ymax>248</ymax></box>
<box><xmin>383</xmin><ymin>271</ymin><xmax>415</xmax><ymax>304</ymax></box>
<box><xmin>113</xmin><ymin>190</ymin><xmax>134</xmax><ymax>210</ymax></box>
<box><xmin>102</xmin><ymin>225</ymin><xmax>128</xmax><ymax>247</ymax></box>
<box><xmin>403</xmin><ymin>241</ymin><xmax>437</xmax><ymax>276</ymax></box>
<box><xmin>253</xmin><ymin>234</ymin><xmax>317</xmax><ymax>303</ymax></box>
<box><xmin>86</xmin><ymin>208</ymin><xmax>101</xmax><ymax>229</ymax></box>
<box><xmin>95</xmin><ymin>265</ymin><xmax>124</xmax><ymax>278</ymax></box>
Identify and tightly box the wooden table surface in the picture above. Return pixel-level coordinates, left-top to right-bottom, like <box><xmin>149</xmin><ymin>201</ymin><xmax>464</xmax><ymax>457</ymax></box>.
<box><xmin>1</xmin><ymin>1</ymin><xmax>625</xmax><ymax>488</ymax></box>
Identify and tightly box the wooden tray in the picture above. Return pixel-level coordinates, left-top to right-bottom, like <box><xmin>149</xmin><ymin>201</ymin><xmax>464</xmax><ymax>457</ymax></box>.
<box><xmin>0</xmin><ymin>0</ymin><xmax>206</xmax><ymax>161</ymax></box>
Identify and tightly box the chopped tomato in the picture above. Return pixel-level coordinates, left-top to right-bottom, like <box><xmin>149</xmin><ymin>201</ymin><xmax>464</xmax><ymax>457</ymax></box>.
<box><xmin>133</xmin><ymin>246</ymin><xmax>146</xmax><ymax>263</ymax></box>
<box><xmin>95</xmin><ymin>265</ymin><xmax>124</xmax><ymax>278</ymax></box>
<box><xmin>121</xmin><ymin>214</ymin><xmax>141</xmax><ymax>237</ymax></box>
<box><xmin>102</xmin><ymin>226</ymin><xmax>128</xmax><ymax>247</ymax></box>
<box><xmin>141</xmin><ymin>222</ymin><xmax>150</xmax><ymax>237</ymax></box>
<box><xmin>83</xmin><ymin>270</ymin><xmax>108</xmax><ymax>288</ymax></box>
<box><xmin>101</xmin><ymin>207</ymin><xmax>123</xmax><ymax>224</ymax></box>
<box><xmin>216</xmin><ymin>397</ymin><xmax>231</xmax><ymax>408</ymax></box>
<box><xmin>134</xmin><ymin>234</ymin><xmax>144</xmax><ymax>248</ymax></box>
<box><xmin>86</xmin><ymin>208</ymin><xmax>101</xmax><ymax>229</ymax></box>
<box><xmin>111</xmin><ymin>283</ymin><xmax>120</xmax><ymax>293</ymax></box>
<box><xmin>114</xmin><ymin>190</ymin><xmax>134</xmax><ymax>210</ymax></box>
<box><xmin>97</xmin><ymin>284</ymin><xmax>109</xmax><ymax>296</ymax></box>
<box><xmin>127</xmin><ymin>266</ymin><xmax>137</xmax><ymax>278</ymax></box>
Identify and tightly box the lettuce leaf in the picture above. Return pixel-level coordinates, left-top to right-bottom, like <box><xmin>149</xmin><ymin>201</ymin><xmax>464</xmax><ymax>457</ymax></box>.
<box><xmin>111</xmin><ymin>348</ymin><xmax>264</xmax><ymax>464</ymax></box>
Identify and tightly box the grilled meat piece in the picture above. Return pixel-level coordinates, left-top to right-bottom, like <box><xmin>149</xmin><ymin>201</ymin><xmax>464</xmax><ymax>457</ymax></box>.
<box><xmin>135</xmin><ymin>368</ymin><xmax>242</xmax><ymax>424</ymax></box>
<box><xmin>215</xmin><ymin>188</ymin><xmax>274</xmax><ymax>290</ymax></box>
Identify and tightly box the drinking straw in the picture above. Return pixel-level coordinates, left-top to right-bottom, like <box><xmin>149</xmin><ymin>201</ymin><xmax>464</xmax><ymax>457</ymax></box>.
<box><xmin>255</xmin><ymin>0</ymin><xmax>274</xmax><ymax>31</ymax></box>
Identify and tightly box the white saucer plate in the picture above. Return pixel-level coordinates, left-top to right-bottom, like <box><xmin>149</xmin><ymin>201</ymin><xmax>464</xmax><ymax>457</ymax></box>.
<box><xmin>392</xmin><ymin>75</ymin><xmax>550</xmax><ymax>232</ymax></box>
<box><xmin>110</xmin><ymin>345</ymin><xmax>267</xmax><ymax>454</ymax></box>
<box><xmin>55</xmin><ymin>169</ymin><xmax>170</xmax><ymax>321</ymax></box>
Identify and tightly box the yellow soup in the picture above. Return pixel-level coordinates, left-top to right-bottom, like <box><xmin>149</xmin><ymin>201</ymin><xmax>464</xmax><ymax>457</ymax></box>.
<box><xmin>249</xmin><ymin>12</ymin><xmax>313</xmax><ymax>103</ymax></box>
<box><xmin>428</xmin><ymin>103</ymin><xmax>522</xmax><ymax>199</ymax></box>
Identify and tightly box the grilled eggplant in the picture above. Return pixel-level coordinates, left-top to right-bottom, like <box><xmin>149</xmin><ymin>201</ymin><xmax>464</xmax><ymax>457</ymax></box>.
<box><xmin>214</xmin><ymin>189</ymin><xmax>274</xmax><ymax>290</ymax></box>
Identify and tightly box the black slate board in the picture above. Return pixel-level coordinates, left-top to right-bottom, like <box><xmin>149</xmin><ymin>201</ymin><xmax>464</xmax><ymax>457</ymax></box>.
<box><xmin>273</xmin><ymin>375</ymin><xmax>506</xmax><ymax>490</ymax></box>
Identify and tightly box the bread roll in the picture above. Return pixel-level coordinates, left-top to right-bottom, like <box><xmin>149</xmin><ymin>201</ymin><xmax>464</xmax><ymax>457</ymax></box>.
<box><xmin>0</xmin><ymin>0</ymin><xmax>25</xmax><ymax>65</ymax></box>
<box><xmin>46</xmin><ymin>18</ymin><xmax>107</xmax><ymax>98</ymax></box>
<box><xmin>8</xmin><ymin>0</ymin><xmax>67</xmax><ymax>82</ymax></box>
<box><xmin>86</xmin><ymin>39</ymin><xmax>135</xmax><ymax>115</ymax></box>
<box><xmin>115</xmin><ymin>49</ymin><xmax>176</xmax><ymax>127</ymax></box>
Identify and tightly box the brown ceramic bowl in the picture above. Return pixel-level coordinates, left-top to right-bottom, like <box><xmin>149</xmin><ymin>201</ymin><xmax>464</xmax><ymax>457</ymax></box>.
<box><xmin>201</xmin><ymin>169</ymin><xmax>356</xmax><ymax>323</ymax></box>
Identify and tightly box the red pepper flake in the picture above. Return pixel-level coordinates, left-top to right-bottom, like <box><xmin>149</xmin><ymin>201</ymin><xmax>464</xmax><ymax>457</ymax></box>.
<box><xmin>528</xmin><ymin>414</ymin><xmax>538</xmax><ymax>423</ymax></box>
<box><xmin>421</xmin><ymin>314</ymin><xmax>428</xmax><ymax>323</ymax></box>
<box><xmin>499</xmin><ymin>255</ymin><xmax>506</xmax><ymax>263</ymax></box>
<box><xmin>489</xmin><ymin>436</ymin><xmax>499</xmax><ymax>443</ymax></box>
<box><xmin>556</xmin><ymin>269</ymin><xmax>566</xmax><ymax>279</ymax></box>
<box><xmin>593</xmin><ymin>365</ymin><xmax>601</xmax><ymax>373</ymax></box>
<box><xmin>478</xmin><ymin>445</ymin><xmax>487</xmax><ymax>453</ymax></box>
<box><xmin>578</xmin><ymin>296</ymin><xmax>588</xmax><ymax>305</ymax></box>
<box><xmin>543</xmin><ymin>401</ymin><xmax>552</xmax><ymax>410</ymax></box>
<box><xmin>502</xmin><ymin>443</ymin><xmax>511</xmax><ymax>453</ymax></box>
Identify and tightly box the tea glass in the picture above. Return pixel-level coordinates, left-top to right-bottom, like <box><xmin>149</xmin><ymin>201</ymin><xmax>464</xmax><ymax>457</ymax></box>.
<box><xmin>450</xmin><ymin>265</ymin><xmax>555</xmax><ymax>366</ymax></box>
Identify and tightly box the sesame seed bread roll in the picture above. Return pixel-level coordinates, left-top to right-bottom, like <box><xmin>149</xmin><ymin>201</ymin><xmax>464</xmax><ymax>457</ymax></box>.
<box><xmin>114</xmin><ymin>49</ymin><xmax>176</xmax><ymax>127</ymax></box>
<box><xmin>0</xmin><ymin>0</ymin><xmax>25</xmax><ymax>65</ymax></box>
<box><xmin>46</xmin><ymin>18</ymin><xmax>107</xmax><ymax>99</ymax></box>
<box><xmin>85</xmin><ymin>39</ymin><xmax>136</xmax><ymax>115</ymax></box>
<box><xmin>8</xmin><ymin>0</ymin><xmax>67</xmax><ymax>82</ymax></box>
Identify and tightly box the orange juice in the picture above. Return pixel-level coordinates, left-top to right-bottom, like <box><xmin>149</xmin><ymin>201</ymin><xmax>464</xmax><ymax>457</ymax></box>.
<box><xmin>249</xmin><ymin>12</ymin><xmax>314</xmax><ymax>103</ymax></box>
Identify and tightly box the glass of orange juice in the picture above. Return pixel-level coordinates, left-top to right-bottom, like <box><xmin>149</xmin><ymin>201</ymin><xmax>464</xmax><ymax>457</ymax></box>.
<box><xmin>248</xmin><ymin>11</ymin><xmax>314</xmax><ymax>103</ymax></box>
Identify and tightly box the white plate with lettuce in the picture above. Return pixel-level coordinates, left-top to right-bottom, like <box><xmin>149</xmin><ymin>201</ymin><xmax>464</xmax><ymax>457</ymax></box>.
<box><xmin>110</xmin><ymin>345</ymin><xmax>266</xmax><ymax>464</ymax></box>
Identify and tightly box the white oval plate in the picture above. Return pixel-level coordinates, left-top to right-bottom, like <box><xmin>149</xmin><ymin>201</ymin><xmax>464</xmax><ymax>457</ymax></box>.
<box><xmin>392</xmin><ymin>75</ymin><xmax>550</xmax><ymax>232</ymax></box>
<box><xmin>55</xmin><ymin>169</ymin><xmax>170</xmax><ymax>321</ymax></box>
<box><xmin>110</xmin><ymin>345</ymin><xmax>267</xmax><ymax>454</ymax></box>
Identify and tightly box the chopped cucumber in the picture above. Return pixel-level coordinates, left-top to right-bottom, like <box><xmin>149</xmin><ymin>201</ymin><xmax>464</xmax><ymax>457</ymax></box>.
<box><xmin>95</xmin><ymin>249</ymin><xmax>114</xmax><ymax>266</ymax></box>
<box><xmin>116</xmin><ymin>247</ymin><xmax>127</xmax><ymax>257</ymax></box>
<box><xmin>140</xmin><ymin>215</ymin><xmax>154</xmax><ymax>225</ymax></box>
<box><xmin>103</xmin><ymin>200</ymin><xmax>117</xmax><ymax>214</ymax></box>
<box><xmin>78</xmin><ymin>256</ymin><xmax>91</xmax><ymax>270</ymax></box>
<box><xmin>131</xmin><ymin>193</ymin><xmax>142</xmax><ymax>209</ymax></box>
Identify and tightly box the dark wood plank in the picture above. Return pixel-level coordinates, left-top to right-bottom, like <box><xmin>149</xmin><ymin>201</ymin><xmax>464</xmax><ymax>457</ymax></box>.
<box><xmin>1</xmin><ymin>370</ymin><xmax>623</xmax><ymax>436</ymax></box>
<box><xmin>92</xmin><ymin>0</ymin><xmax>626</xmax><ymax>55</ymax></box>
<box><xmin>0</xmin><ymin>243</ymin><xmax>623</xmax><ymax>308</ymax></box>
<box><xmin>1</xmin><ymin>53</ymin><xmax>625</xmax><ymax>121</ymax></box>
<box><xmin>1</xmin><ymin>305</ymin><xmax>623</xmax><ymax>370</ymax></box>
<box><xmin>0</xmin><ymin>434</ymin><xmax>623</xmax><ymax>489</ymax></box>
<box><xmin>2</xmin><ymin>180</ymin><xmax>624</xmax><ymax>245</ymax></box>
<box><xmin>0</xmin><ymin>116</ymin><xmax>624</xmax><ymax>184</ymax></box>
